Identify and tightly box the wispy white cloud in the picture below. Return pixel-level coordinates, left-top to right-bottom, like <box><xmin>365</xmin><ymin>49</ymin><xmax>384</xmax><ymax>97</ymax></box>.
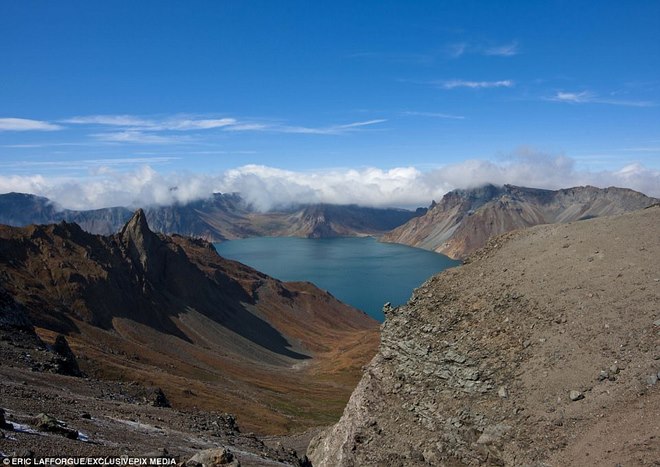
<box><xmin>351</xmin><ymin>39</ymin><xmax>518</xmax><ymax>62</ymax></box>
<box><xmin>62</xmin><ymin>115</ymin><xmax>153</xmax><ymax>127</ymax></box>
<box><xmin>440</xmin><ymin>79</ymin><xmax>514</xmax><ymax>89</ymax></box>
<box><xmin>223</xmin><ymin>123</ymin><xmax>270</xmax><ymax>132</ymax></box>
<box><xmin>401</xmin><ymin>111</ymin><xmax>465</xmax><ymax>120</ymax></box>
<box><xmin>444</xmin><ymin>41</ymin><xmax>519</xmax><ymax>58</ymax></box>
<box><xmin>64</xmin><ymin>114</ymin><xmax>237</xmax><ymax>131</ymax></box>
<box><xmin>445</xmin><ymin>42</ymin><xmax>468</xmax><ymax>58</ymax></box>
<box><xmin>0</xmin><ymin>118</ymin><xmax>63</xmax><ymax>132</ymax></box>
<box><xmin>278</xmin><ymin>119</ymin><xmax>387</xmax><ymax>135</ymax></box>
<box><xmin>336</xmin><ymin>119</ymin><xmax>387</xmax><ymax>129</ymax></box>
<box><xmin>548</xmin><ymin>91</ymin><xmax>654</xmax><ymax>107</ymax></box>
<box><xmin>483</xmin><ymin>41</ymin><xmax>519</xmax><ymax>56</ymax></box>
<box><xmin>62</xmin><ymin>113</ymin><xmax>386</xmax><ymax>140</ymax></box>
<box><xmin>2</xmin><ymin>149</ymin><xmax>658</xmax><ymax>210</ymax></box>
<box><xmin>0</xmin><ymin>156</ymin><xmax>179</xmax><ymax>171</ymax></box>
<box><xmin>168</xmin><ymin>118</ymin><xmax>237</xmax><ymax>130</ymax></box>
<box><xmin>91</xmin><ymin>131</ymin><xmax>186</xmax><ymax>144</ymax></box>
<box><xmin>549</xmin><ymin>91</ymin><xmax>594</xmax><ymax>103</ymax></box>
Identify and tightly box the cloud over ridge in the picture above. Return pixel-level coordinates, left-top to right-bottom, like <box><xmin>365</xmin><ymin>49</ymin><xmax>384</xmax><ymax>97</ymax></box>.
<box><xmin>0</xmin><ymin>150</ymin><xmax>658</xmax><ymax>211</ymax></box>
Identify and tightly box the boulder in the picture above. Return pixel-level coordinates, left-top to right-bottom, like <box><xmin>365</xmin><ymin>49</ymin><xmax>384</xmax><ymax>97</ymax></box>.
<box><xmin>0</xmin><ymin>408</ymin><xmax>12</xmax><ymax>429</ymax></box>
<box><xmin>185</xmin><ymin>448</ymin><xmax>240</xmax><ymax>467</ymax></box>
<box><xmin>52</xmin><ymin>335</ymin><xmax>83</xmax><ymax>377</ymax></box>
<box><xmin>33</xmin><ymin>413</ymin><xmax>78</xmax><ymax>439</ymax></box>
<box><xmin>149</xmin><ymin>388</ymin><xmax>171</xmax><ymax>408</ymax></box>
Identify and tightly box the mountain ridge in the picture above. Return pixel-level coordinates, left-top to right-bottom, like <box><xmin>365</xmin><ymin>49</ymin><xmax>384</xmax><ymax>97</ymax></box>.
<box><xmin>0</xmin><ymin>192</ymin><xmax>422</xmax><ymax>241</ymax></box>
<box><xmin>381</xmin><ymin>184</ymin><xmax>658</xmax><ymax>259</ymax></box>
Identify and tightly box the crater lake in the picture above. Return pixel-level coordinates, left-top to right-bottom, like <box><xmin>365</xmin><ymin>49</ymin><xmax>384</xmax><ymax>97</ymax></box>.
<box><xmin>215</xmin><ymin>237</ymin><xmax>460</xmax><ymax>321</ymax></box>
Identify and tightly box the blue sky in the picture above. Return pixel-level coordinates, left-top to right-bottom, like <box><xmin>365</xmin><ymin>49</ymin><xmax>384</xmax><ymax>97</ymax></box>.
<box><xmin>1</xmin><ymin>1</ymin><xmax>659</xmax><ymax>209</ymax></box>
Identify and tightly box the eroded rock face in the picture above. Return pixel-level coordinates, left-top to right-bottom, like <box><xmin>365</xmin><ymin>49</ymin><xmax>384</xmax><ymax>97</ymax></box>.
<box><xmin>310</xmin><ymin>206</ymin><xmax>660</xmax><ymax>466</ymax></box>
<box><xmin>382</xmin><ymin>184</ymin><xmax>659</xmax><ymax>260</ymax></box>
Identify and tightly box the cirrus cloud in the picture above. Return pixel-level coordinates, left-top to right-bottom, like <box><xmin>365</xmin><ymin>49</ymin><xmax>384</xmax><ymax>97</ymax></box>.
<box><xmin>0</xmin><ymin>118</ymin><xmax>62</xmax><ymax>132</ymax></box>
<box><xmin>440</xmin><ymin>79</ymin><xmax>514</xmax><ymax>89</ymax></box>
<box><xmin>548</xmin><ymin>91</ymin><xmax>654</xmax><ymax>107</ymax></box>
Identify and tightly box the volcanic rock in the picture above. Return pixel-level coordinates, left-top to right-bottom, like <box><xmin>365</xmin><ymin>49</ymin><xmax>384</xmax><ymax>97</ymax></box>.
<box><xmin>0</xmin><ymin>408</ymin><xmax>12</xmax><ymax>429</ymax></box>
<box><xmin>33</xmin><ymin>413</ymin><xmax>78</xmax><ymax>439</ymax></box>
<box><xmin>52</xmin><ymin>335</ymin><xmax>83</xmax><ymax>377</ymax></box>
<box><xmin>148</xmin><ymin>388</ymin><xmax>171</xmax><ymax>408</ymax></box>
<box><xmin>309</xmin><ymin>206</ymin><xmax>660</xmax><ymax>466</ymax></box>
<box><xmin>186</xmin><ymin>448</ymin><xmax>240</xmax><ymax>467</ymax></box>
<box><xmin>382</xmin><ymin>184</ymin><xmax>658</xmax><ymax>259</ymax></box>
<box><xmin>569</xmin><ymin>390</ymin><xmax>584</xmax><ymax>401</ymax></box>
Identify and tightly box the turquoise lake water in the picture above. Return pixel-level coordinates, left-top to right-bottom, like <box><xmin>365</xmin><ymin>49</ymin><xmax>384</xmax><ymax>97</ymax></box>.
<box><xmin>214</xmin><ymin>237</ymin><xmax>460</xmax><ymax>321</ymax></box>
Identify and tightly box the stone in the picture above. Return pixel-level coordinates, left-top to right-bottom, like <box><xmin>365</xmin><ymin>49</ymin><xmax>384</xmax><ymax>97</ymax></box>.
<box><xmin>0</xmin><ymin>408</ymin><xmax>12</xmax><ymax>429</ymax></box>
<box><xmin>143</xmin><ymin>448</ymin><xmax>170</xmax><ymax>458</ymax></box>
<box><xmin>52</xmin><ymin>335</ymin><xmax>83</xmax><ymax>377</ymax></box>
<box><xmin>186</xmin><ymin>448</ymin><xmax>240</xmax><ymax>467</ymax></box>
<box><xmin>609</xmin><ymin>364</ymin><xmax>620</xmax><ymax>374</ymax></box>
<box><xmin>569</xmin><ymin>390</ymin><xmax>584</xmax><ymax>401</ymax></box>
<box><xmin>445</xmin><ymin>349</ymin><xmax>466</xmax><ymax>364</ymax></box>
<box><xmin>498</xmin><ymin>386</ymin><xmax>509</xmax><ymax>399</ymax></box>
<box><xmin>647</xmin><ymin>374</ymin><xmax>658</xmax><ymax>386</ymax></box>
<box><xmin>33</xmin><ymin>413</ymin><xmax>78</xmax><ymax>439</ymax></box>
<box><xmin>476</xmin><ymin>424</ymin><xmax>511</xmax><ymax>445</ymax></box>
<box><xmin>149</xmin><ymin>388</ymin><xmax>171</xmax><ymax>408</ymax></box>
<box><xmin>598</xmin><ymin>370</ymin><xmax>609</xmax><ymax>381</ymax></box>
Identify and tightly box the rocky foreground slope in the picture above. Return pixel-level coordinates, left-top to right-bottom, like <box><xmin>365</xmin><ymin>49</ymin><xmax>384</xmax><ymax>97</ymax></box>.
<box><xmin>0</xmin><ymin>211</ymin><xmax>379</xmax><ymax>461</ymax></box>
<box><xmin>310</xmin><ymin>205</ymin><xmax>660</xmax><ymax>466</ymax></box>
<box><xmin>382</xmin><ymin>184</ymin><xmax>658</xmax><ymax>259</ymax></box>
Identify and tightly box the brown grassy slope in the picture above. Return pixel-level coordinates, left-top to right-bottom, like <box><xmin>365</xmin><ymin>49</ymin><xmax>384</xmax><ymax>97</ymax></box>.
<box><xmin>310</xmin><ymin>205</ymin><xmax>659</xmax><ymax>466</ymax></box>
<box><xmin>0</xmin><ymin>211</ymin><xmax>378</xmax><ymax>434</ymax></box>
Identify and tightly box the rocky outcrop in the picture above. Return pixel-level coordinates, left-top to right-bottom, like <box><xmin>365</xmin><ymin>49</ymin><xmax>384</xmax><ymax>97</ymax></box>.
<box><xmin>382</xmin><ymin>184</ymin><xmax>659</xmax><ymax>259</ymax></box>
<box><xmin>52</xmin><ymin>335</ymin><xmax>83</xmax><ymax>377</ymax></box>
<box><xmin>310</xmin><ymin>206</ymin><xmax>660</xmax><ymax>466</ymax></box>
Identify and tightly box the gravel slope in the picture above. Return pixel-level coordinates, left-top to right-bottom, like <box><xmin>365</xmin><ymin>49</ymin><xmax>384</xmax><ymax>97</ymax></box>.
<box><xmin>310</xmin><ymin>205</ymin><xmax>660</xmax><ymax>466</ymax></box>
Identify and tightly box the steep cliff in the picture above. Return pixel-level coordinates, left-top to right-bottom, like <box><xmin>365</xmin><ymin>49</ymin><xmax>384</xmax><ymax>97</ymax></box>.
<box><xmin>381</xmin><ymin>184</ymin><xmax>658</xmax><ymax>259</ymax></box>
<box><xmin>310</xmin><ymin>205</ymin><xmax>660</xmax><ymax>466</ymax></box>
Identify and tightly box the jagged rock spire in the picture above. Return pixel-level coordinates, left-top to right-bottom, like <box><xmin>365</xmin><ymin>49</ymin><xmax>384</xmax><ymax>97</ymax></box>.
<box><xmin>120</xmin><ymin>209</ymin><xmax>163</xmax><ymax>281</ymax></box>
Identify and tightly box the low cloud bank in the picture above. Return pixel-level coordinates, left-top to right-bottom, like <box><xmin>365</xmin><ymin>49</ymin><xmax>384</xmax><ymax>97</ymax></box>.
<box><xmin>1</xmin><ymin>153</ymin><xmax>658</xmax><ymax>211</ymax></box>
